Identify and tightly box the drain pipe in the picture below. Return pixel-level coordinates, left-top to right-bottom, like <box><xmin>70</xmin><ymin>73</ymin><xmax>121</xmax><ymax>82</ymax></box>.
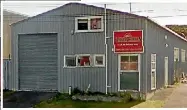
<box><xmin>145</xmin><ymin>18</ymin><xmax>148</xmax><ymax>99</ymax></box>
<box><xmin>104</xmin><ymin>4</ymin><xmax>108</xmax><ymax>94</ymax></box>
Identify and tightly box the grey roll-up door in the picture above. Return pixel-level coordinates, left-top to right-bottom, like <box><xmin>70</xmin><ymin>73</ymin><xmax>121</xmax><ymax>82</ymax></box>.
<box><xmin>18</xmin><ymin>34</ymin><xmax>58</xmax><ymax>91</ymax></box>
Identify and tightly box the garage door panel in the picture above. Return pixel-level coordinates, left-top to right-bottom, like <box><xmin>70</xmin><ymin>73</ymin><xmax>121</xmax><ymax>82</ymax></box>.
<box><xmin>18</xmin><ymin>34</ymin><xmax>58</xmax><ymax>91</ymax></box>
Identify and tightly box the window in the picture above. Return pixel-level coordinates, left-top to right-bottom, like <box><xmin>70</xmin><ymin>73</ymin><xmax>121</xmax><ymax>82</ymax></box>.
<box><xmin>120</xmin><ymin>55</ymin><xmax>138</xmax><ymax>71</ymax></box>
<box><xmin>181</xmin><ymin>49</ymin><xmax>186</xmax><ymax>62</ymax></box>
<box><xmin>151</xmin><ymin>54</ymin><xmax>156</xmax><ymax>89</ymax></box>
<box><xmin>64</xmin><ymin>54</ymin><xmax>105</xmax><ymax>67</ymax></box>
<box><xmin>64</xmin><ymin>56</ymin><xmax>76</xmax><ymax>67</ymax></box>
<box><xmin>75</xmin><ymin>16</ymin><xmax>103</xmax><ymax>32</ymax></box>
<box><xmin>151</xmin><ymin>54</ymin><xmax>156</xmax><ymax>70</ymax></box>
<box><xmin>174</xmin><ymin>47</ymin><xmax>179</xmax><ymax>62</ymax></box>
<box><xmin>94</xmin><ymin>55</ymin><xmax>105</xmax><ymax>66</ymax></box>
<box><xmin>90</xmin><ymin>18</ymin><xmax>102</xmax><ymax>30</ymax></box>
<box><xmin>77</xmin><ymin>55</ymin><xmax>91</xmax><ymax>67</ymax></box>
<box><xmin>77</xmin><ymin>19</ymin><xmax>88</xmax><ymax>30</ymax></box>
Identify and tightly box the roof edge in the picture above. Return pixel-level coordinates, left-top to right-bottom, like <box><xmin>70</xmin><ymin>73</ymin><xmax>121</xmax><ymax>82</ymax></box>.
<box><xmin>10</xmin><ymin>2</ymin><xmax>187</xmax><ymax>43</ymax></box>
<box><xmin>3</xmin><ymin>9</ymin><xmax>29</xmax><ymax>17</ymax></box>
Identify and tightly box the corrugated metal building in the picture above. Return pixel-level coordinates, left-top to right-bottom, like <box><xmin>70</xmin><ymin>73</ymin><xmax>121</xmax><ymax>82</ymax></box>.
<box><xmin>9</xmin><ymin>3</ymin><xmax>187</xmax><ymax>99</ymax></box>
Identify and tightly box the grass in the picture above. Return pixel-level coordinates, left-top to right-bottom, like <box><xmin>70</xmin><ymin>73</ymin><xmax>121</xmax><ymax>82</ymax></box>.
<box><xmin>34</xmin><ymin>93</ymin><xmax>143</xmax><ymax>108</ymax></box>
<box><xmin>3</xmin><ymin>90</ymin><xmax>15</xmax><ymax>99</ymax></box>
<box><xmin>35</xmin><ymin>99</ymin><xmax>143</xmax><ymax>108</ymax></box>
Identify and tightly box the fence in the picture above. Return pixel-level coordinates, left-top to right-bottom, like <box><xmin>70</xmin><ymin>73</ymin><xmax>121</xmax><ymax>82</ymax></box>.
<box><xmin>3</xmin><ymin>59</ymin><xmax>11</xmax><ymax>90</ymax></box>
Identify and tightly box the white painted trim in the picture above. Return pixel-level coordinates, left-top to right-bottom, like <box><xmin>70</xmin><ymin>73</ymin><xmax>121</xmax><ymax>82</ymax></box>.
<box><xmin>75</xmin><ymin>16</ymin><xmax>104</xmax><ymax>33</ymax></box>
<box><xmin>151</xmin><ymin>54</ymin><xmax>157</xmax><ymax>90</ymax></box>
<box><xmin>181</xmin><ymin>49</ymin><xmax>186</xmax><ymax>62</ymax></box>
<box><xmin>174</xmin><ymin>47</ymin><xmax>179</xmax><ymax>62</ymax></box>
<box><xmin>138</xmin><ymin>54</ymin><xmax>141</xmax><ymax>91</ymax></box>
<box><xmin>118</xmin><ymin>54</ymin><xmax>141</xmax><ymax>91</ymax></box>
<box><xmin>164</xmin><ymin>57</ymin><xmax>169</xmax><ymax>86</ymax></box>
<box><xmin>93</xmin><ymin>54</ymin><xmax>105</xmax><ymax>67</ymax></box>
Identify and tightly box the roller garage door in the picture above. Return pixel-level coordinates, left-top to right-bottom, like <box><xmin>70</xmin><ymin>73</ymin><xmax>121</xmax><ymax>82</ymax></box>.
<box><xmin>18</xmin><ymin>33</ymin><xmax>58</xmax><ymax>91</ymax></box>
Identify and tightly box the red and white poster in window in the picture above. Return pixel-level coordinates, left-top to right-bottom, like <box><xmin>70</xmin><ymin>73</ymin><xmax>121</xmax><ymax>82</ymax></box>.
<box><xmin>113</xmin><ymin>30</ymin><xmax>144</xmax><ymax>53</ymax></box>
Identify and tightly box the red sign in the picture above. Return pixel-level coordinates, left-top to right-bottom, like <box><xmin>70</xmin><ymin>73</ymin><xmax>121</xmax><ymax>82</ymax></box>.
<box><xmin>113</xmin><ymin>30</ymin><xmax>144</xmax><ymax>53</ymax></box>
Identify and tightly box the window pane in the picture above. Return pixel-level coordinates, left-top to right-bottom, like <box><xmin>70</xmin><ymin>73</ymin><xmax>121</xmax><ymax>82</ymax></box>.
<box><xmin>129</xmin><ymin>62</ymin><xmax>138</xmax><ymax>70</ymax></box>
<box><xmin>121</xmin><ymin>62</ymin><xmax>129</xmax><ymax>70</ymax></box>
<box><xmin>151</xmin><ymin>63</ymin><xmax>156</xmax><ymax>69</ymax></box>
<box><xmin>90</xmin><ymin>18</ymin><xmax>101</xmax><ymax>30</ymax></box>
<box><xmin>95</xmin><ymin>56</ymin><xmax>104</xmax><ymax>65</ymax></box>
<box><xmin>151</xmin><ymin>54</ymin><xmax>156</xmax><ymax>62</ymax></box>
<box><xmin>121</xmin><ymin>56</ymin><xmax>129</xmax><ymax>62</ymax></box>
<box><xmin>78</xmin><ymin>19</ymin><xmax>88</xmax><ymax>30</ymax></box>
<box><xmin>66</xmin><ymin>56</ymin><xmax>76</xmax><ymax>67</ymax></box>
<box><xmin>78</xmin><ymin>56</ymin><xmax>91</xmax><ymax>66</ymax></box>
<box><xmin>130</xmin><ymin>56</ymin><xmax>138</xmax><ymax>62</ymax></box>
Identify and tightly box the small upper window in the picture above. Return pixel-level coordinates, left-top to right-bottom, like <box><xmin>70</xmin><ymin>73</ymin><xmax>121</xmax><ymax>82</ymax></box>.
<box><xmin>64</xmin><ymin>56</ymin><xmax>76</xmax><ymax>67</ymax></box>
<box><xmin>77</xmin><ymin>55</ymin><xmax>91</xmax><ymax>67</ymax></box>
<box><xmin>90</xmin><ymin>18</ymin><xmax>102</xmax><ymax>30</ymax></box>
<box><xmin>75</xmin><ymin>16</ymin><xmax>103</xmax><ymax>32</ymax></box>
<box><xmin>94</xmin><ymin>55</ymin><xmax>105</xmax><ymax>66</ymax></box>
<box><xmin>77</xmin><ymin>19</ymin><xmax>88</xmax><ymax>30</ymax></box>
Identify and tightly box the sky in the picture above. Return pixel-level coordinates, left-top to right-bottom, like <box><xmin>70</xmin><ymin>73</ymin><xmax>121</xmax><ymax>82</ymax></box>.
<box><xmin>2</xmin><ymin>1</ymin><xmax>187</xmax><ymax>25</ymax></box>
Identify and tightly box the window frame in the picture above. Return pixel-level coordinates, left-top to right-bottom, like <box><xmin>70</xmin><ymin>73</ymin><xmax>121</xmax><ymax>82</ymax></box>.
<box><xmin>75</xmin><ymin>16</ymin><xmax>104</xmax><ymax>33</ymax></box>
<box><xmin>119</xmin><ymin>54</ymin><xmax>139</xmax><ymax>72</ymax></box>
<box><xmin>151</xmin><ymin>54</ymin><xmax>156</xmax><ymax>90</ymax></box>
<box><xmin>181</xmin><ymin>49</ymin><xmax>186</xmax><ymax>62</ymax></box>
<box><xmin>64</xmin><ymin>55</ymin><xmax>77</xmax><ymax>68</ymax></box>
<box><xmin>174</xmin><ymin>47</ymin><xmax>179</xmax><ymax>62</ymax></box>
<box><xmin>93</xmin><ymin>54</ymin><xmax>105</xmax><ymax>67</ymax></box>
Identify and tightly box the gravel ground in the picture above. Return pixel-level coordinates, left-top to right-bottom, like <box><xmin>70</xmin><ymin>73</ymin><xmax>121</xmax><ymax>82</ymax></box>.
<box><xmin>132</xmin><ymin>85</ymin><xmax>177</xmax><ymax>108</ymax></box>
<box><xmin>163</xmin><ymin>84</ymin><xmax>187</xmax><ymax>108</ymax></box>
<box><xmin>3</xmin><ymin>91</ymin><xmax>58</xmax><ymax>108</ymax></box>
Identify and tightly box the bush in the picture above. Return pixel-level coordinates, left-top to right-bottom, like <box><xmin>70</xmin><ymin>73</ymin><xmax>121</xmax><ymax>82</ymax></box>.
<box><xmin>72</xmin><ymin>87</ymin><xmax>85</xmax><ymax>95</ymax></box>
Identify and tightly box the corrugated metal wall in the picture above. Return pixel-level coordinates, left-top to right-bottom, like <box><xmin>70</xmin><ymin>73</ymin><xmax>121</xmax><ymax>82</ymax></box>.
<box><xmin>10</xmin><ymin>3</ymin><xmax>148</xmax><ymax>93</ymax></box>
<box><xmin>146</xmin><ymin>20</ymin><xmax>187</xmax><ymax>93</ymax></box>
<box><xmin>10</xmin><ymin>3</ymin><xmax>187</xmax><ymax>94</ymax></box>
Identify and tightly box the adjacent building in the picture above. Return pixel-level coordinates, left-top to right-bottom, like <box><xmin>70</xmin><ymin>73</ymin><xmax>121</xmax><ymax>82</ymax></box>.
<box><xmin>7</xmin><ymin>3</ymin><xmax>187</xmax><ymax>99</ymax></box>
<box><xmin>3</xmin><ymin>10</ymin><xmax>28</xmax><ymax>89</ymax></box>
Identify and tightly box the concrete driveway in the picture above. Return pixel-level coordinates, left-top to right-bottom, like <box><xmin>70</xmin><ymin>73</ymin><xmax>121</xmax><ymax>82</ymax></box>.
<box><xmin>3</xmin><ymin>91</ymin><xmax>58</xmax><ymax>108</ymax></box>
<box><xmin>163</xmin><ymin>84</ymin><xmax>187</xmax><ymax>108</ymax></box>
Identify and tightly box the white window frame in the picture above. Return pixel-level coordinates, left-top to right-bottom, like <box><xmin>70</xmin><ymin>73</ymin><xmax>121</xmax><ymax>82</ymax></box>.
<box><xmin>119</xmin><ymin>54</ymin><xmax>139</xmax><ymax>72</ymax></box>
<box><xmin>174</xmin><ymin>47</ymin><xmax>179</xmax><ymax>62</ymax></box>
<box><xmin>93</xmin><ymin>54</ymin><xmax>105</xmax><ymax>67</ymax></box>
<box><xmin>75</xmin><ymin>16</ymin><xmax>104</xmax><ymax>33</ymax></box>
<box><xmin>76</xmin><ymin>54</ymin><xmax>92</xmax><ymax>67</ymax></box>
<box><xmin>181</xmin><ymin>49</ymin><xmax>186</xmax><ymax>62</ymax></box>
<box><xmin>151</xmin><ymin>54</ymin><xmax>156</xmax><ymax>90</ymax></box>
<box><xmin>64</xmin><ymin>55</ymin><xmax>77</xmax><ymax>68</ymax></box>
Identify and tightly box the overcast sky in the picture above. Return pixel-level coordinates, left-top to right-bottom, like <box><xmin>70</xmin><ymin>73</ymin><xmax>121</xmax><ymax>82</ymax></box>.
<box><xmin>2</xmin><ymin>1</ymin><xmax>187</xmax><ymax>25</ymax></box>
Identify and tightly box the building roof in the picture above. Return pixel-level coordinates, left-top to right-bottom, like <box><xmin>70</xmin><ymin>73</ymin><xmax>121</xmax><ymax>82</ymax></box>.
<box><xmin>11</xmin><ymin>2</ymin><xmax>187</xmax><ymax>42</ymax></box>
<box><xmin>3</xmin><ymin>9</ymin><xmax>29</xmax><ymax>17</ymax></box>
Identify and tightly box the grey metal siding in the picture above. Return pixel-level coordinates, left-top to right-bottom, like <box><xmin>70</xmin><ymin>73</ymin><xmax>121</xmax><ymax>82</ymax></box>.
<box><xmin>106</xmin><ymin>14</ymin><xmax>147</xmax><ymax>93</ymax></box>
<box><xmin>146</xmin><ymin>20</ymin><xmax>187</xmax><ymax>93</ymax></box>
<box><xmin>18</xmin><ymin>34</ymin><xmax>58</xmax><ymax>90</ymax></box>
<box><xmin>10</xmin><ymin>3</ymin><xmax>147</xmax><ymax>93</ymax></box>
